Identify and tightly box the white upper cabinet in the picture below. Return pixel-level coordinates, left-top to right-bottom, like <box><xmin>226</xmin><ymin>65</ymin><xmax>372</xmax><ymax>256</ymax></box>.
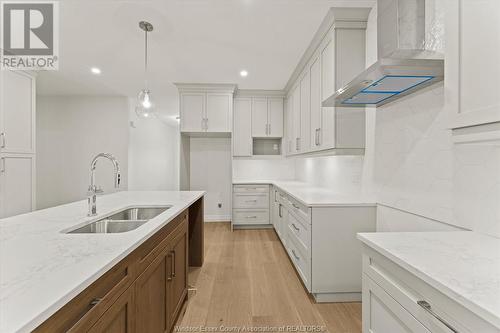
<box><xmin>0</xmin><ymin>70</ymin><xmax>35</xmax><ymax>154</ymax></box>
<box><xmin>284</xmin><ymin>9</ymin><xmax>368</xmax><ymax>156</ymax></box>
<box><xmin>206</xmin><ymin>93</ymin><xmax>232</xmax><ymax>132</ymax></box>
<box><xmin>292</xmin><ymin>85</ymin><xmax>301</xmax><ymax>153</ymax></box>
<box><xmin>310</xmin><ymin>56</ymin><xmax>322</xmax><ymax>150</ymax></box>
<box><xmin>299</xmin><ymin>71</ymin><xmax>311</xmax><ymax>152</ymax></box>
<box><xmin>267</xmin><ymin>98</ymin><xmax>283</xmax><ymax>138</ymax></box>
<box><xmin>233</xmin><ymin>98</ymin><xmax>252</xmax><ymax>157</ymax></box>
<box><xmin>251</xmin><ymin>96</ymin><xmax>284</xmax><ymax>138</ymax></box>
<box><xmin>180</xmin><ymin>93</ymin><xmax>205</xmax><ymax>132</ymax></box>
<box><xmin>251</xmin><ymin>98</ymin><xmax>268</xmax><ymax>137</ymax></box>
<box><xmin>448</xmin><ymin>0</ymin><xmax>500</xmax><ymax>142</ymax></box>
<box><xmin>176</xmin><ymin>84</ymin><xmax>236</xmax><ymax>134</ymax></box>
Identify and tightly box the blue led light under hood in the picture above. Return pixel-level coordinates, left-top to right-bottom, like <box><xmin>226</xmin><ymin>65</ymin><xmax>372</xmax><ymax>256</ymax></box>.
<box><xmin>342</xmin><ymin>75</ymin><xmax>434</xmax><ymax>105</ymax></box>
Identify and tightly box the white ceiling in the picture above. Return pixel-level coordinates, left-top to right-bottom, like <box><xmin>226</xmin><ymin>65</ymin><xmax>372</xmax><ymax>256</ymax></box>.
<box><xmin>37</xmin><ymin>0</ymin><xmax>374</xmax><ymax>121</ymax></box>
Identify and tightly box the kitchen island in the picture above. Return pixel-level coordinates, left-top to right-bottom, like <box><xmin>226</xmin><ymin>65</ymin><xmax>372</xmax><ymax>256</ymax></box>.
<box><xmin>0</xmin><ymin>191</ymin><xmax>205</xmax><ymax>333</ymax></box>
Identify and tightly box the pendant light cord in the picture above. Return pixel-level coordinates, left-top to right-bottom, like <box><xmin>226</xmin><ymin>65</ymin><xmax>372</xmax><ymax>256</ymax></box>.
<box><xmin>144</xmin><ymin>29</ymin><xmax>148</xmax><ymax>89</ymax></box>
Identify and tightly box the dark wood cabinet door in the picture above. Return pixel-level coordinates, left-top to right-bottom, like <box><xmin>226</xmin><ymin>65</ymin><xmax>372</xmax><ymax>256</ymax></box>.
<box><xmin>135</xmin><ymin>245</ymin><xmax>171</xmax><ymax>333</ymax></box>
<box><xmin>88</xmin><ymin>286</ymin><xmax>135</xmax><ymax>333</ymax></box>
<box><xmin>168</xmin><ymin>220</ymin><xmax>188</xmax><ymax>326</ymax></box>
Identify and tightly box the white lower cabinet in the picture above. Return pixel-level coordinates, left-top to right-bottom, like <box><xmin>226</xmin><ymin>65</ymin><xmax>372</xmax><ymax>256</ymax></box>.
<box><xmin>257</xmin><ymin>183</ymin><xmax>376</xmax><ymax>301</ymax></box>
<box><xmin>362</xmin><ymin>246</ymin><xmax>498</xmax><ymax>333</ymax></box>
<box><xmin>232</xmin><ymin>185</ymin><xmax>270</xmax><ymax>226</ymax></box>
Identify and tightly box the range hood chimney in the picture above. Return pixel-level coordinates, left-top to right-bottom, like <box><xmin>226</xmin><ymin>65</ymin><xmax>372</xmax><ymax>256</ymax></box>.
<box><xmin>323</xmin><ymin>0</ymin><xmax>444</xmax><ymax>108</ymax></box>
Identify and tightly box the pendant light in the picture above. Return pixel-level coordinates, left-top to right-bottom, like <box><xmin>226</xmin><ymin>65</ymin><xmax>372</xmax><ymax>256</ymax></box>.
<box><xmin>135</xmin><ymin>21</ymin><xmax>155</xmax><ymax>118</ymax></box>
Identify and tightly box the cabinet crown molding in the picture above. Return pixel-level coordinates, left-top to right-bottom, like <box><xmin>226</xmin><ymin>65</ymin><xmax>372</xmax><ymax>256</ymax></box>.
<box><xmin>235</xmin><ymin>89</ymin><xmax>286</xmax><ymax>98</ymax></box>
<box><xmin>174</xmin><ymin>83</ymin><xmax>237</xmax><ymax>94</ymax></box>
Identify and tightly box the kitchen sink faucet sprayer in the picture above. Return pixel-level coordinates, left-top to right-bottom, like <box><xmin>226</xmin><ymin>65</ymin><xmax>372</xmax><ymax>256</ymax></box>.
<box><xmin>88</xmin><ymin>153</ymin><xmax>121</xmax><ymax>216</ymax></box>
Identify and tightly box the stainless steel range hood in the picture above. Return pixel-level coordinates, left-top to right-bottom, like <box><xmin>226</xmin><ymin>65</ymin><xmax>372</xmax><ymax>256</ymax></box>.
<box><xmin>323</xmin><ymin>0</ymin><xmax>444</xmax><ymax>108</ymax></box>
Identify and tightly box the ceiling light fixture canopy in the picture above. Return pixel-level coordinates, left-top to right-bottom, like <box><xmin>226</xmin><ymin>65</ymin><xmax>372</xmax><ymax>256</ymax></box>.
<box><xmin>135</xmin><ymin>21</ymin><xmax>156</xmax><ymax>119</ymax></box>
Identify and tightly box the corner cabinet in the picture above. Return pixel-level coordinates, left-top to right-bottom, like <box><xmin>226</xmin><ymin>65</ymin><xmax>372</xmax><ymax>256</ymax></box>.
<box><xmin>448</xmin><ymin>0</ymin><xmax>500</xmax><ymax>143</ymax></box>
<box><xmin>285</xmin><ymin>10</ymin><xmax>368</xmax><ymax>156</ymax></box>
<box><xmin>0</xmin><ymin>70</ymin><xmax>36</xmax><ymax>218</ymax></box>
<box><xmin>175</xmin><ymin>84</ymin><xmax>236</xmax><ymax>134</ymax></box>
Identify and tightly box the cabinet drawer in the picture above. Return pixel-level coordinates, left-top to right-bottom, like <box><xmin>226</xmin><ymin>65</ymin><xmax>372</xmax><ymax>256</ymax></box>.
<box><xmin>233</xmin><ymin>184</ymin><xmax>269</xmax><ymax>193</ymax></box>
<box><xmin>233</xmin><ymin>193</ymin><xmax>269</xmax><ymax>209</ymax></box>
<box><xmin>286</xmin><ymin>231</ymin><xmax>311</xmax><ymax>291</ymax></box>
<box><xmin>287</xmin><ymin>196</ymin><xmax>311</xmax><ymax>224</ymax></box>
<box><xmin>363</xmin><ymin>247</ymin><xmax>497</xmax><ymax>333</ymax></box>
<box><xmin>33</xmin><ymin>256</ymin><xmax>134</xmax><ymax>333</ymax></box>
<box><xmin>363</xmin><ymin>275</ymin><xmax>431</xmax><ymax>333</ymax></box>
<box><xmin>233</xmin><ymin>210</ymin><xmax>269</xmax><ymax>225</ymax></box>
<box><xmin>287</xmin><ymin>212</ymin><xmax>310</xmax><ymax>253</ymax></box>
<box><xmin>276</xmin><ymin>190</ymin><xmax>288</xmax><ymax>205</ymax></box>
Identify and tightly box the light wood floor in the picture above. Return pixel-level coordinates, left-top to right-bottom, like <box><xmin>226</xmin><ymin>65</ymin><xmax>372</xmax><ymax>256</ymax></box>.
<box><xmin>176</xmin><ymin>222</ymin><xmax>362</xmax><ymax>333</ymax></box>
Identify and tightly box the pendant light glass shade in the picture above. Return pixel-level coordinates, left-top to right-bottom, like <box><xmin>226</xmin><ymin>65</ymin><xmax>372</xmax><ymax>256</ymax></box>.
<box><xmin>135</xmin><ymin>89</ymin><xmax>155</xmax><ymax>118</ymax></box>
<box><xmin>135</xmin><ymin>21</ymin><xmax>155</xmax><ymax>119</ymax></box>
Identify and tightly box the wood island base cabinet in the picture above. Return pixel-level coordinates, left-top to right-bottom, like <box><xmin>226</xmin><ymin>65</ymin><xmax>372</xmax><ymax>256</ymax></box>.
<box><xmin>34</xmin><ymin>197</ymin><xmax>204</xmax><ymax>333</ymax></box>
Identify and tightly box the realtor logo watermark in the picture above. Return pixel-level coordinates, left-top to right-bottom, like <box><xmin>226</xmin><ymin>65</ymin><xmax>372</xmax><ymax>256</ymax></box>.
<box><xmin>1</xmin><ymin>1</ymin><xmax>59</xmax><ymax>70</ymax></box>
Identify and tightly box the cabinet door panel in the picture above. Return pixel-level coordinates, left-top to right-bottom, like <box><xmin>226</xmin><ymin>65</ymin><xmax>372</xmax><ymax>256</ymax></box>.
<box><xmin>168</xmin><ymin>223</ymin><xmax>188</xmax><ymax>324</ymax></box>
<box><xmin>321</xmin><ymin>36</ymin><xmax>334</xmax><ymax>100</ymax></box>
<box><xmin>251</xmin><ymin>98</ymin><xmax>268</xmax><ymax>137</ymax></box>
<box><xmin>268</xmin><ymin>98</ymin><xmax>283</xmax><ymax>138</ymax></box>
<box><xmin>292</xmin><ymin>86</ymin><xmax>301</xmax><ymax>153</ymax></box>
<box><xmin>285</xmin><ymin>97</ymin><xmax>294</xmax><ymax>154</ymax></box>
<box><xmin>310</xmin><ymin>57</ymin><xmax>321</xmax><ymax>150</ymax></box>
<box><xmin>455</xmin><ymin>0</ymin><xmax>500</xmax><ymax>126</ymax></box>
<box><xmin>1</xmin><ymin>71</ymin><xmax>34</xmax><ymax>153</ymax></box>
<box><xmin>89</xmin><ymin>287</ymin><xmax>135</xmax><ymax>333</ymax></box>
<box><xmin>135</xmin><ymin>247</ymin><xmax>169</xmax><ymax>333</ymax></box>
<box><xmin>0</xmin><ymin>155</ymin><xmax>34</xmax><ymax>218</ymax></box>
<box><xmin>206</xmin><ymin>93</ymin><xmax>231</xmax><ymax>132</ymax></box>
<box><xmin>233</xmin><ymin>98</ymin><xmax>252</xmax><ymax>156</ymax></box>
<box><xmin>180</xmin><ymin>94</ymin><xmax>205</xmax><ymax>132</ymax></box>
<box><xmin>299</xmin><ymin>71</ymin><xmax>311</xmax><ymax>152</ymax></box>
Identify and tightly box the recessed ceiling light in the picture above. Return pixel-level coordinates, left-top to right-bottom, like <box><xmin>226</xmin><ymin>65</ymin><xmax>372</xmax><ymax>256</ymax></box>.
<box><xmin>90</xmin><ymin>67</ymin><xmax>101</xmax><ymax>75</ymax></box>
<box><xmin>240</xmin><ymin>70</ymin><xmax>248</xmax><ymax>77</ymax></box>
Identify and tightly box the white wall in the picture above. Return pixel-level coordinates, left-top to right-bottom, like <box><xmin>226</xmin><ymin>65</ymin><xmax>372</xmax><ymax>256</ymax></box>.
<box><xmin>36</xmin><ymin>96</ymin><xmax>129</xmax><ymax>209</ymax></box>
<box><xmin>232</xmin><ymin>158</ymin><xmax>295</xmax><ymax>181</ymax></box>
<box><xmin>128</xmin><ymin>103</ymin><xmax>179</xmax><ymax>191</ymax></box>
<box><xmin>190</xmin><ymin>137</ymin><xmax>232</xmax><ymax>221</ymax></box>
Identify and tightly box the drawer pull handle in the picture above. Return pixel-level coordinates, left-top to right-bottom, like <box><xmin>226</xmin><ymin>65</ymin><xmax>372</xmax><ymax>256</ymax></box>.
<box><xmin>417</xmin><ymin>301</ymin><xmax>459</xmax><ymax>333</ymax></box>
<box><xmin>89</xmin><ymin>297</ymin><xmax>102</xmax><ymax>307</ymax></box>
<box><xmin>171</xmin><ymin>250</ymin><xmax>176</xmax><ymax>278</ymax></box>
<box><xmin>245</xmin><ymin>200</ymin><xmax>258</xmax><ymax>203</ymax></box>
<box><xmin>0</xmin><ymin>132</ymin><xmax>5</xmax><ymax>148</ymax></box>
<box><xmin>245</xmin><ymin>215</ymin><xmax>258</xmax><ymax>219</ymax></box>
<box><xmin>167</xmin><ymin>252</ymin><xmax>173</xmax><ymax>281</ymax></box>
<box><xmin>291</xmin><ymin>223</ymin><xmax>300</xmax><ymax>231</ymax></box>
<box><xmin>278</xmin><ymin>204</ymin><xmax>282</xmax><ymax>218</ymax></box>
<box><xmin>291</xmin><ymin>249</ymin><xmax>300</xmax><ymax>260</ymax></box>
<box><xmin>292</xmin><ymin>203</ymin><xmax>300</xmax><ymax>209</ymax></box>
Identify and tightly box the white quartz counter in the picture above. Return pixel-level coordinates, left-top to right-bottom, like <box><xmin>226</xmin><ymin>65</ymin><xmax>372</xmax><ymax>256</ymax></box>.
<box><xmin>233</xmin><ymin>180</ymin><xmax>375</xmax><ymax>207</ymax></box>
<box><xmin>0</xmin><ymin>191</ymin><xmax>204</xmax><ymax>333</ymax></box>
<box><xmin>357</xmin><ymin>231</ymin><xmax>500</xmax><ymax>329</ymax></box>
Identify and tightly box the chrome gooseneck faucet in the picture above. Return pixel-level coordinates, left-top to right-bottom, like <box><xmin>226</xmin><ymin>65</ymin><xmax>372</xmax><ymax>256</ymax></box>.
<box><xmin>88</xmin><ymin>153</ymin><xmax>121</xmax><ymax>216</ymax></box>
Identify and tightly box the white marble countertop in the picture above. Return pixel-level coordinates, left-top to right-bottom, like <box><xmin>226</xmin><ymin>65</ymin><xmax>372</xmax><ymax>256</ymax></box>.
<box><xmin>233</xmin><ymin>179</ymin><xmax>376</xmax><ymax>207</ymax></box>
<box><xmin>0</xmin><ymin>191</ymin><xmax>205</xmax><ymax>333</ymax></box>
<box><xmin>357</xmin><ymin>231</ymin><xmax>500</xmax><ymax>329</ymax></box>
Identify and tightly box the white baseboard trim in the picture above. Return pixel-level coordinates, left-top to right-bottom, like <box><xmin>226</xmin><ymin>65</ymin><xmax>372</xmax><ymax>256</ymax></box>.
<box><xmin>204</xmin><ymin>215</ymin><xmax>231</xmax><ymax>222</ymax></box>
<box><xmin>313</xmin><ymin>292</ymin><xmax>361</xmax><ymax>303</ymax></box>
<box><xmin>232</xmin><ymin>224</ymin><xmax>273</xmax><ymax>230</ymax></box>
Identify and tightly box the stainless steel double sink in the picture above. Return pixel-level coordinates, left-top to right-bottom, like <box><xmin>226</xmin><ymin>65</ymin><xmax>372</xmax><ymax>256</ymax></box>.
<box><xmin>66</xmin><ymin>206</ymin><xmax>171</xmax><ymax>234</ymax></box>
